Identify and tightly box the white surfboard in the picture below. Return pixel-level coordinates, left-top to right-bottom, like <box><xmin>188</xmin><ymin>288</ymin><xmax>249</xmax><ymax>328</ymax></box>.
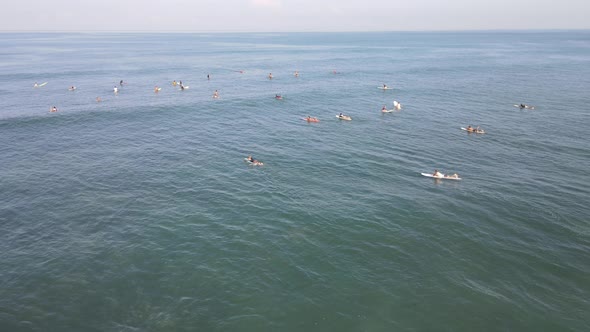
<box><xmin>35</xmin><ymin>82</ymin><xmax>48</xmax><ymax>88</ymax></box>
<box><xmin>378</xmin><ymin>86</ymin><xmax>392</xmax><ymax>90</ymax></box>
<box><xmin>421</xmin><ymin>173</ymin><xmax>461</xmax><ymax>180</ymax></box>
<box><xmin>336</xmin><ymin>115</ymin><xmax>352</xmax><ymax>121</ymax></box>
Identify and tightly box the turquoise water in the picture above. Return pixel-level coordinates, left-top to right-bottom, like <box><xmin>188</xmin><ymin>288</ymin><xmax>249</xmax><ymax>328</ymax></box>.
<box><xmin>1</xmin><ymin>32</ymin><xmax>589</xmax><ymax>331</ymax></box>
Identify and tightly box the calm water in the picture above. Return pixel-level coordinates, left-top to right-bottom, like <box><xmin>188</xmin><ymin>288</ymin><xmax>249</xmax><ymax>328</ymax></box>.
<box><xmin>1</xmin><ymin>31</ymin><xmax>589</xmax><ymax>331</ymax></box>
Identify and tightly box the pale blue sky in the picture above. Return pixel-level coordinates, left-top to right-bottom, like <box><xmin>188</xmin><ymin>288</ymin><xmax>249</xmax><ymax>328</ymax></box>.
<box><xmin>1</xmin><ymin>0</ymin><xmax>588</xmax><ymax>32</ymax></box>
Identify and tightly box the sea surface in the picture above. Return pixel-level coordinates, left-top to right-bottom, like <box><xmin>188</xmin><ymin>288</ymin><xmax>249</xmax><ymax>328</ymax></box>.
<box><xmin>1</xmin><ymin>31</ymin><xmax>589</xmax><ymax>331</ymax></box>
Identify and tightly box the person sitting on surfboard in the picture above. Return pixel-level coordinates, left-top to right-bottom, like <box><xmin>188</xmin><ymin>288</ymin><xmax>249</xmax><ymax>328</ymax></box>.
<box><xmin>382</xmin><ymin>105</ymin><xmax>388</xmax><ymax>112</ymax></box>
<box><xmin>433</xmin><ymin>169</ymin><xmax>443</xmax><ymax>177</ymax></box>
<box><xmin>519</xmin><ymin>103</ymin><xmax>526</xmax><ymax>109</ymax></box>
<box><xmin>268</xmin><ymin>73</ymin><xmax>273</xmax><ymax>80</ymax></box>
<box><xmin>383</xmin><ymin>84</ymin><xmax>388</xmax><ymax>89</ymax></box>
<box><xmin>51</xmin><ymin>106</ymin><xmax>58</xmax><ymax>112</ymax></box>
<box><xmin>213</xmin><ymin>90</ymin><xmax>219</xmax><ymax>98</ymax></box>
<box><xmin>275</xmin><ymin>94</ymin><xmax>282</xmax><ymax>100</ymax></box>
<box><xmin>172</xmin><ymin>80</ymin><xmax>177</xmax><ymax>86</ymax></box>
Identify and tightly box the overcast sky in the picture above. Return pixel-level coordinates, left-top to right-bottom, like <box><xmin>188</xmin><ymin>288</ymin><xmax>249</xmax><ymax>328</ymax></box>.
<box><xmin>1</xmin><ymin>0</ymin><xmax>588</xmax><ymax>32</ymax></box>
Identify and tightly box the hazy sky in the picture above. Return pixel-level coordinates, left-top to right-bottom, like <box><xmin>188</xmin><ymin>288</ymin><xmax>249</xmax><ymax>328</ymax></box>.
<box><xmin>1</xmin><ymin>0</ymin><xmax>588</xmax><ymax>32</ymax></box>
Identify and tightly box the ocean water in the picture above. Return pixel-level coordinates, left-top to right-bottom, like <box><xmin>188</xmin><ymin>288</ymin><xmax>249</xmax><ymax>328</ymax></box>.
<box><xmin>1</xmin><ymin>31</ymin><xmax>589</xmax><ymax>331</ymax></box>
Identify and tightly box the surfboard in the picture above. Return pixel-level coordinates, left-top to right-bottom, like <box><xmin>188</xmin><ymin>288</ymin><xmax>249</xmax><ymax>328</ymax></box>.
<box><xmin>421</xmin><ymin>173</ymin><xmax>462</xmax><ymax>180</ymax></box>
<box><xmin>336</xmin><ymin>115</ymin><xmax>352</xmax><ymax>121</ymax></box>
<box><xmin>381</xmin><ymin>110</ymin><xmax>395</xmax><ymax>113</ymax></box>
<box><xmin>378</xmin><ymin>87</ymin><xmax>392</xmax><ymax>90</ymax></box>
<box><xmin>35</xmin><ymin>82</ymin><xmax>48</xmax><ymax>88</ymax></box>
<box><xmin>461</xmin><ymin>127</ymin><xmax>485</xmax><ymax>134</ymax></box>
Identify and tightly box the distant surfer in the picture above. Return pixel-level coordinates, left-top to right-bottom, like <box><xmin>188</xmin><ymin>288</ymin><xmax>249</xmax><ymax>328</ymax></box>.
<box><xmin>113</xmin><ymin>86</ymin><xmax>118</xmax><ymax>93</ymax></box>
<box><xmin>154</xmin><ymin>86</ymin><xmax>160</xmax><ymax>93</ymax></box>
<box><xmin>34</xmin><ymin>82</ymin><xmax>38</xmax><ymax>88</ymax></box>
<box><xmin>275</xmin><ymin>94</ymin><xmax>282</xmax><ymax>100</ymax></box>
<box><xmin>120</xmin><ymin>80</ymin><xmax>124</xmax><ymax>86</ymax></box>
<box><xmin>213</xmin><ymin>90</ymin><xmax>219</xmax><ymax>98</ymax></box>
<box><xmin>69</xmin><ymin>86</ymin><xmax>76</xmax><ymax>91</ymax></box>
<box><xmin>294</xmin><ymin>71</ymin><xmax>299</xmax><ymax>77</ymax></box>
<box><xmin>383</xmin><ymin>84</ymin><xmax>388</xmax><ymax>89</ymax></box>
<box><xmin>381</xmin><ymin>105</ymin><xmax>388</xmax><ymax>112</ymax></box>
<box><xmin>172</xmin><ymin>80</ymin><xmax>177</xmax><ymax>86</ymax></box>
<box><xmin>50</xmin><ymin>106</ymin><xmax>58</xmax><ymax>112</ymax></box>
<box><xmin>268</xmin><ymin>73</ymin><xmax>273</xmax><ymax>80</ymax></box>
<box><xmin>432</xmin><ymin>169</ymin><xmax>443</xmax><ymax>178</ymax></box>
<box><xmin>207</xmin><ymin>74</ymin><xmax>210</xmax><ymax>80</ymax></box>
<box><xmin>96</xmin><ymin>97</ymin><xmax>102</xmax><ymax>102</ymax></box>
<box><xmin>393</xmin><ymin>100</ymin><xmax>401</xmax><ymax>110</ymax></box>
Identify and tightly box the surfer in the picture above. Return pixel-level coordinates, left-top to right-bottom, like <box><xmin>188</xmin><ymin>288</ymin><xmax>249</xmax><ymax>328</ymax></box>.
<box><xmin>113</xmin><ymin>86</ymin><xmax>118</xmax><ymax>93</ymax></box>
<box><xmin>213</xmin><ymin>90</ymin><xmax>219</xmax><ymax>98</ymax></box>
<box><xmin>120</xmin><ymin>80</ymin><xmax>124</xmax><ymax>86</ymax></box>
<box><xmin>172</xmin><ymin>80</ymin><xmax>177</xmax><ymax>86</ymax></box>
<box><xmin>69</xmin><ymin>86</ymin><xmax>76</xmax><ymax>91</ymax></box>
<box><xmin>207</xmin><ymin>74</ymin><xmax>210</xmax><ymax>80</ymax></box>
<box><xmin>432</xmin><ymin>169</ymin><xmax>443</xmax><ymax>178</ymax></box>
<box><xmin>294</xmin><ymin>71</ymin><xmax>299</xmax><ymax>77</ymax></box>
<box><xmin>154</xmin><ymin>86</ymin><xmax>160</xmax><ymax>93</ymax></box>
<box><xmin>34</xmin><ymin>82</ymin><xmax>38</xmax><ymax>88</ymax></box>
<box><xmin>268</xmin><ymin>73</ymin><xmax>273</xmax><ymax>80</ymax></box>
<box><xmin>275</xmin><ymin>94</ymin><xmax>282</xmax><ymax>100</ymax></box>
<box><xmin>393</xmin><ymin>100</ymin><xmax>401</xmax><ymax>110</ymax></box>
<box><xmin>50</xmin><ymin>106</ymin><xmax>58</xmax><ymax>112</ymax></box>
<box><xmin>383</xmin><ymin>84</ymin><xmax>388</xmax><ymax>89</ymax></box>
<box><xmin>96</xmin><ymin>97</ymin><xmax>102</xmax><ymax>102</ymax></box>
<box><xmin>381</xmin><ymin>105</ymin><xmax>388</xmax><ymax>112</ymax></box>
